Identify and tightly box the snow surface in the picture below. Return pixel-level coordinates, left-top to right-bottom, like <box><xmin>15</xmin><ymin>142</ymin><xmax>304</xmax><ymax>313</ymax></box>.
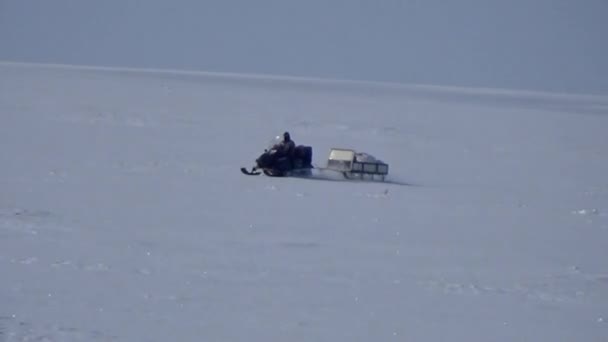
<box><xmin>1</xmin><ymin>62</ymin><xmax>608</xmax><ymax>341</ymax></box>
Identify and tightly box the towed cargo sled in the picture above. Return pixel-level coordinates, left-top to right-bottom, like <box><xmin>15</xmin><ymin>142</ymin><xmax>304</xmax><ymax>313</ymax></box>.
<box><xmin>323</xmin><ymin>148</ymin><xmax>389</xmax><ymax>181</ymax></box>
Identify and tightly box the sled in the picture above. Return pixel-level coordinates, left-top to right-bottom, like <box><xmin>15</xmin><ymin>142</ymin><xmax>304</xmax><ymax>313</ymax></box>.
<box><xmin>324</xmin><ymin>148</ymin><xmax>389</xmax><ymax>181</ymax></box>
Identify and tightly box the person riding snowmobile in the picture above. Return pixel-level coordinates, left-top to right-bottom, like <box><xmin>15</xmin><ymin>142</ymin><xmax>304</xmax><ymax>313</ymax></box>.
<box><xmin>243</xmin><ymin>132</ymin><xmax>312</xmax><ymax>176</ymax></box>
<box><xmin>269</xmin><ymin>132</ymin><xmax>295</xmax><ymax>158</ymax></box>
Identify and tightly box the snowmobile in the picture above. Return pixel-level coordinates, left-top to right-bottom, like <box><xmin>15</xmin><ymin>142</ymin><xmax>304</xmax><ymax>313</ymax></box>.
<box><xmin>241</xmin><ymin>136</ymin><xmax>390</xmax><ymax>182</ymax></box>
<box><xmin>240</xmin><ymin>136</ymin><xmax>313</xmax><ymax>177</ymax></box>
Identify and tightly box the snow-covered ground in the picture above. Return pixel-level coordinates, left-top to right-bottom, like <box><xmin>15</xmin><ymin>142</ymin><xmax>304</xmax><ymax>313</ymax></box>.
<box><xmin>1</xmin><ymin>61</ymin><xmax>607</xmax><ymax>341</ymax></box>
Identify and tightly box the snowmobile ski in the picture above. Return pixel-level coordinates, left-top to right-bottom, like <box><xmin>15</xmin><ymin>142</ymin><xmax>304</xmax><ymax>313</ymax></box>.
<box><xmin>240</xmin><ymin>167</ymin><xmax>261</xmax><ymax>176</ymax></box>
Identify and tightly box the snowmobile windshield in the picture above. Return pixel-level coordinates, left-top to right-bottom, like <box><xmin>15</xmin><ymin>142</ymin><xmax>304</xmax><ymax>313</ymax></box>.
<box><xmin>267</xmin><ymin>135</ymin><xmax>284</xmax><ymax>151</ymax></box>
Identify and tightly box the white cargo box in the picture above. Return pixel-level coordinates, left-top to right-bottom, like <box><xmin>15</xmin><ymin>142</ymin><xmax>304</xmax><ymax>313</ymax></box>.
<box><xmin>327</xmin><ymin>148</ymin><xmax>356</xmax><ymax>171</ymax></box>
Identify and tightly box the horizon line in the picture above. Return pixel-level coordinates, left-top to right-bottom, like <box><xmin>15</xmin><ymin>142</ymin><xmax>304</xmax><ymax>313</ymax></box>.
<box><xmin>1</xmin><ymin>60</ymin><xmax>606</xmax><ymax>100</ymax></box>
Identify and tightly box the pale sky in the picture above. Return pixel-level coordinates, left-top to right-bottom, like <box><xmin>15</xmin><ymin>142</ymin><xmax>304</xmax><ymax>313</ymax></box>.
<box><xmin>1</xmin><ymin>0</ymin><xmax>606</xmax><ymax>94</ymax></box>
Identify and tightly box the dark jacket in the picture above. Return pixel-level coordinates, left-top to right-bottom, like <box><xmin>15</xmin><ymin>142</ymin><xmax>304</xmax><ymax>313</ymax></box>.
<box><xmin>272</xmin><ymin>139</ymin><xmax>295</xmax><ymax>157</ymax></box>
